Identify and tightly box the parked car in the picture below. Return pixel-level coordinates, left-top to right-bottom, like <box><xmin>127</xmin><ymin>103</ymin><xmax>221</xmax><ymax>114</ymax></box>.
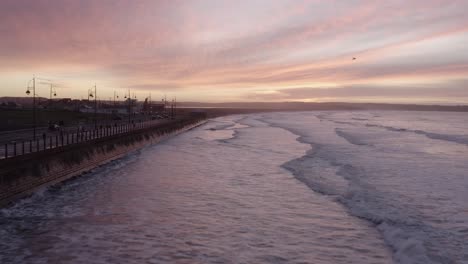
<box><xmin>48</xmin><ymin>123</ymin><xmax>60</xmax><ymax>131</ymax></box>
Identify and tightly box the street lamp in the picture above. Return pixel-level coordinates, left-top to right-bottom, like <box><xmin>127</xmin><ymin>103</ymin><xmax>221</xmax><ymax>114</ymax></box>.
<box><xmin>88</xmin><ymin>84</ymin><xmax>97</xmax><ymax>129</ymax></box>
<box><xmin>47</xmin><ymin>83</ymin><xmax>57</xmax><ymax>107</ymax></box>
<box><xmin>113</xmin><ymin>91</ymin><xmax>119</xmax><ymax>106</ymax></box>
<box><xmin>25</xmin><ymin>77</ymin><xmax>56</xmax><ymax>139</ymax></box>
<box><xmin>25</xmin><ymin>76</ymin><xmax>36</xmax><ymax>139</ymax></box>
<box><xmin>50</xmin><ymin>84</ymin><xmax>57</xmax><ymax>99</ymax></box>
<box><xmin>124</xmin><ymin>89</ymin><xmax>131</xmax><ymax>123</ymax></box>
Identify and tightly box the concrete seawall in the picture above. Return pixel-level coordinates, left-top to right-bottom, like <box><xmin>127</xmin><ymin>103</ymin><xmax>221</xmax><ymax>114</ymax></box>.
<box><xmin>0</xmin><ymin>117</ymin><xmax>206</xmax><ymax>207</ymax></box>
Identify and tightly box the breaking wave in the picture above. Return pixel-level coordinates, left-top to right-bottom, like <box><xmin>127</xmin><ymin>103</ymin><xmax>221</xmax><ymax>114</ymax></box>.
<box><xmin>261</xmin><ymin>112</ymin><xmax>468</xmax><ymax>264</ymax></box>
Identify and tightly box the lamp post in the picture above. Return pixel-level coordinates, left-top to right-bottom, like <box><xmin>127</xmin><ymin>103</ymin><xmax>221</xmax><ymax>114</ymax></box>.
<box><xmin>26</xmin><ymin>76</ymin><xmax>55</xmax><ymax>139</ymax></box>
<box><xmin>124</xmin><ymin>89</ymin><xmax>131</xmax><ymax>123</ymax></box>
<box><xmin>148</xmin><ymin>92</ymin><xmax>152</xmax><ymax>116</ymax></box>
<box><xmin>25</xmin><ymin>76</ymin><xmax>36</xmax><ymax>139</ymax></box>
<box><xmin>44</xmin><ymin>83</ymin><xmax>58</xmax><ymax>109</ymax></box>
<box><xmin>49</xmin><ymin>83</ymin><xmax>57</xmax><ymax>102</ymax></box>
<box><xmin>89</xmin><ymin>84</ymin><xmax>97</xmax><ymax>129</ymax></box>
<box><xmin>113</xmin><ymin>91</ymin><xmax>119</xmax><ymax>106</ymax></box>
<box><xmin>133</xmin><ymin>93</ymin><xmax>137</xmax><ymax>121</ymax></box>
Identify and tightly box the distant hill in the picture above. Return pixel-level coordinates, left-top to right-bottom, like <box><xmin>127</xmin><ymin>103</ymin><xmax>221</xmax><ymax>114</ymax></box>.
<box><xmin>1</xmin><ymin>97</ymin><xmax>467</xmax><ymax>112</ymax></box>
<box><xmin>179</xmin><ymin>102</ymin><xmax>468</xmax><ymax>112</ymax></box>
<box><xmin>0</xmin><ymin>97</ymin><xmax>48</xmax><ymax>106</ymax></box>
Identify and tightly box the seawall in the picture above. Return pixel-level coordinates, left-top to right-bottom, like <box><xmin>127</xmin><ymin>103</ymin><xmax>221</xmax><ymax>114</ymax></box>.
<box><xmin>0</xmin><ymin>116</ymin><xmax>206</xmax><ymax>207</ymax></box>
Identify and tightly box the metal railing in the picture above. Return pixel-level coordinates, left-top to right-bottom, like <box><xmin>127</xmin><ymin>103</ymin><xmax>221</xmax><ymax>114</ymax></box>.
<box><xmin>0</xmin><ymin>119</ymin><xmax>172</xmax><ymax>160</ymax></box>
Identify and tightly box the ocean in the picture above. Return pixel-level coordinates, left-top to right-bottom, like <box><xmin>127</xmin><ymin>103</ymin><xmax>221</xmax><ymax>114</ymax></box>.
<box><xmin>1</xmin><ymin>111</ymin><xmax>467</xmax><ymax>263</ymax></box>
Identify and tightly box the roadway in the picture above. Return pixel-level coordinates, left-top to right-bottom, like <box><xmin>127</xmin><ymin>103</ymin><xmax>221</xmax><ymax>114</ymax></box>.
<box><xmin>0</xmin><ymin>116</ymin><xmax>175</xmax><ymax>159</ymax></box>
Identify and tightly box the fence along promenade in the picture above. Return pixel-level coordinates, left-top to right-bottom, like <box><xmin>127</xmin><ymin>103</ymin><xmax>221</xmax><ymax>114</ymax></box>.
<box><xmin>0</xmin><ymin>118</ymin><xmax>174</xmax><ymax>160</ymax></box>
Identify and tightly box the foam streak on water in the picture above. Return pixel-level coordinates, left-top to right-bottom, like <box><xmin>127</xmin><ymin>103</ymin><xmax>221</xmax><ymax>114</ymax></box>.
<box><xmin>0</xmin><ymin>114</ymin><xmax>393</xmax><ymax>264</ymax></box>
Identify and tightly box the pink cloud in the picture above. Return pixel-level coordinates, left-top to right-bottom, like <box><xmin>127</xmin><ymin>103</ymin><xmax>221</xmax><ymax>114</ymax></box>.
<box><xmin>0</xmin><ymin>0</ymin><xmax>467</xmax><ymax>102</ymax></box>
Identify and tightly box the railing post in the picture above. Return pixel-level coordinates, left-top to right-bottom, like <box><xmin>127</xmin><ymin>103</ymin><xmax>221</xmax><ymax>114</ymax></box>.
<box><xmin>4</xmin><ymin>143</ymin><xmax>8</xmax><ymax>159</ymax></box>
<box><xmin>49</xmin><ymin>136</ymin><xmax>52</xmax><ymax>149</ymax></box>
<box><xmin>22</xmin><ymin>141</ymin><xmax>25</xmax><ymax>155</ymax></box>
<box><xmin>29</xmin><ymin>140</ymin><xmax>32</xmax><ymax>153</ymax></box>
<box><xmin>36</xmin><ymin>139</ymin><xmax>39</xmax><ymax>152</ymax></box>
<box><xmin>13</xmin><ymin>141</ymin><xmax>17</xmax><ymax>156</ymax></box>
<box><xmin>43</xmin><ymin>133</ymin><xmax>46</xmax><ymax>150</ymax></box>
<box><xmin>60</xmin><ymin>132</ymin><xmax>64</xmax><ymax>146</ymax></box>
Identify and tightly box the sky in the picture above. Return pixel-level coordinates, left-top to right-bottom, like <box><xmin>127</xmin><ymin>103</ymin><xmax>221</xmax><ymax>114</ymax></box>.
<box><xmin>1</xmin><ymin>0</ymin><xmax>468</xmax><ymax>104</ymax></box>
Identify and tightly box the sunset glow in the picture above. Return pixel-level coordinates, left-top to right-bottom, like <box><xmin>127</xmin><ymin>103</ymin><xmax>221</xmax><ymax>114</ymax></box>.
<box><xmin>1</xmin><ymin>0</ymin><xmax>468</xmax><ymax>103</ymax></box>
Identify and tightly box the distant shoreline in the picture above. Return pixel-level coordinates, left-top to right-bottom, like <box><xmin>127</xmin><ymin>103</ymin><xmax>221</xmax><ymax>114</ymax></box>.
<box><xmin>176</xmin><ymin>102</ymin><xmax>468</xmax><ymax>118</ymax></box>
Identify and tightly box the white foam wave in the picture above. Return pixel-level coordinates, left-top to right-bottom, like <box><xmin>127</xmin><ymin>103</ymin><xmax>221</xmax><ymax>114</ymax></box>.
<box><xmin>261</xmin><ymin>111</ymin><xmax>468</xmax><ymax>264</ymax></box>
